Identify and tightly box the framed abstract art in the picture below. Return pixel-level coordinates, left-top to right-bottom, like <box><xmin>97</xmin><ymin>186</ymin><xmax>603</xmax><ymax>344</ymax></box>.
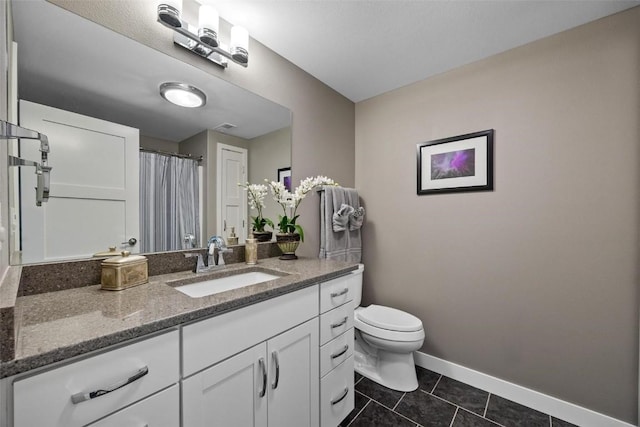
<box><xmin>417</xmin><ymin>129</ymin><xmax>494</xmax><ymax>195</ymax></box>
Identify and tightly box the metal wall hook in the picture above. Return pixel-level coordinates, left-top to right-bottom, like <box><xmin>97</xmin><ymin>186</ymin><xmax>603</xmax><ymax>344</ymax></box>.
<box><xmin>1</xmin><ymin>120</ymin><xmax>52</xmax><ymax>206</ymax></box>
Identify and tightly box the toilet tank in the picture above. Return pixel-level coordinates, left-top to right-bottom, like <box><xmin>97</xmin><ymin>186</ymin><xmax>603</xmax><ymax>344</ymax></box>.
<box><xmin>351</xmin><ymin>264</ymin><xmax>364</xmax><ymax>307</ymax></box>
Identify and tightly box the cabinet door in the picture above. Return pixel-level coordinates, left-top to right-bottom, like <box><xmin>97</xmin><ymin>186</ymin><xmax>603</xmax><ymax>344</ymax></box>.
<box><xmin>182</xmin><ymin>343</ymin><xmax>268</xmax><ymax>427</ymax></box>
<box><xmin>267</xmin><ymin>318</ymin><xmax>319</xmax><ymax>427</ymax></box>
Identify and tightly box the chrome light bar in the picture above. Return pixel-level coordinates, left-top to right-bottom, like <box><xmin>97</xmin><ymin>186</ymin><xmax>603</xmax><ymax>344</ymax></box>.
<box><xmin>157</xmin><ymin>3</ymin><xmax>249</xmax><ymax>69</ymax></box>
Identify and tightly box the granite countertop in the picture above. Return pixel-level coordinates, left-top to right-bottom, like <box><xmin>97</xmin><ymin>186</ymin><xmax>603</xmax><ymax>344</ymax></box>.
<box><xmin>0</xmin><ymin>257</ymin><xmax>358</xmax><ymax>378</ymax></box>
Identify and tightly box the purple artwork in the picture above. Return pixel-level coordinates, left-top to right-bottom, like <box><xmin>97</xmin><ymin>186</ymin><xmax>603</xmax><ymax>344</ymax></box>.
<box><xmin>431</xmin><ymin>148</ymin><xmax>475</xmax><ymax>180</ymax></box>
<box><xmin>283</xmin><ymin>176</ymin><xmax>292</xmax><ymax>191</ymax></box>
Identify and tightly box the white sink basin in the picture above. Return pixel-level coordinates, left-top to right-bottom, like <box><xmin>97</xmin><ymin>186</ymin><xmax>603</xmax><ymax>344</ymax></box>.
<box><xmin>173</xmin><ymin>271</ymin><xmax>282</xmax><ymax>298</ymax></box>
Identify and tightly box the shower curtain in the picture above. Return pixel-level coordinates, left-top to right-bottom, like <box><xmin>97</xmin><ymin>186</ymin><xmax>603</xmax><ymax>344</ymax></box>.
<box><xmin>139</xmin><ymin>151</ymin><xmax>200</xmax><ymax>252</ymax></box>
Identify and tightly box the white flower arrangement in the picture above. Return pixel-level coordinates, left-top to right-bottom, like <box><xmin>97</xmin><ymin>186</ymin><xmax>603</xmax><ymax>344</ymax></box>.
<box><xmin>239</xmin><ymin>182</ymin><xmax>273</xmax><ymax>232</ymax></box>
<box><xmin>267</xmin><ymin>175</ymin><xmax>337</xmax><ymax>241</ymax></box>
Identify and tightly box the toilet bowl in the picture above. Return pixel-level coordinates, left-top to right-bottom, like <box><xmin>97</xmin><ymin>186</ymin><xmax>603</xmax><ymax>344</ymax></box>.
<box><xmin>350</xmin><ymin>265</ymin><xmax>425</xmax><ymax>392</ymax></box>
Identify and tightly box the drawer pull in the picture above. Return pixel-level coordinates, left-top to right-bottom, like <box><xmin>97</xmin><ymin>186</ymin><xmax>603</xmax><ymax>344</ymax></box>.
<box><xmin>271</xmin><ymin>351</ymin><xmax>280</xmax><ymax>389</ymax></box>
<box><xmin>330</xmin><ymin>387</ymin><xmax>349</xmax><ymax>405</ymax></box>
<box><xmin>330</xmin><ymin>288</ymin><xmax>349</xmax><ymax>298</ymax></box>
<box><xmin>330</xmin><ymin>317</ymin><xmax>348</xmax><ymax>329</ymax></box>
<box><xmin>330</xmin><ymin>344</ymin><xmax>349</xmax><ymax>360</ymax></box>
<box><xmin>258</xmin><ymin>358</ymin><xmax>267</xmax><ymax>398</ymax></box>
<box><xmin>70</xmin><ymin>366</ymin><xmax>149</xmax><ymax>404</ymax></box>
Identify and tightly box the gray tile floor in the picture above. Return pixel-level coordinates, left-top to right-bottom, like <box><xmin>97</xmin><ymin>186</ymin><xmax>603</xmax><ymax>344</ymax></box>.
<box><xmin>340</xmin><ymin>367</ymin><xmax>579</xmax><ymax>427</ymax></box>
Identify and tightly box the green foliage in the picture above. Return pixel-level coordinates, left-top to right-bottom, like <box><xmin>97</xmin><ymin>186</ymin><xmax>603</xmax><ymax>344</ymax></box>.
<box><xmin>251</xmin><ymin>216</ymin><xmax>274</xmax><ymax>232</ymax></box>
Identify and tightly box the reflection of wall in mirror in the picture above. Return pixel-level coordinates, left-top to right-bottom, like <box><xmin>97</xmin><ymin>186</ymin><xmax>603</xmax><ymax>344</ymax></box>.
<box><xmin>0</xmin><ymin>1</ymin><xmax>9</xmax><ymax>273</ymax></box>
<box><xmin>197</xmin><ymin>130</ymin><xmax>250</xmax><ymax>241</ymax></box>
<box><xmin>249</xmin><ymin>127</ymin><xmax>292</xmax><ymax>238</ymax></box>
<box><xmin>140</xmin><ymin>135</ymin><xmax>179</xmax><ymax>153</ymax></box>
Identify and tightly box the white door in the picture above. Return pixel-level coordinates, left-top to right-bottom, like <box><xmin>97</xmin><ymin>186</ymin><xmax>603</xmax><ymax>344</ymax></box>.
<box><xmin>182</xmin><ymin>342</ymin><xmax>268</xmax><ymax>427</ymax></box>
<box><xmin>19</xmin><ymin>100</ymin><xmax>139</xmax><ymax>263</ymax></box>
<box><xmin>217</xmin><ymin>143</ymin><xmax>247</xmax><ymax>243</ymax></box>
<box><xmin>268</xmin><ymin>318</ymin><xmax>320</xmax><ymax>427</ymax></box>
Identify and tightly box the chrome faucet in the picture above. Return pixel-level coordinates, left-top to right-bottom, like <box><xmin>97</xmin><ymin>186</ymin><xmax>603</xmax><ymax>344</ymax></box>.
<box><xmin>183</xmin><ymin>236</ymin><xmax>234</xmax><ymax>273</ymax></box>
<box><xmin>208</xmin><ymin>236</ymin><xmax>233</xmax><ymax>266</ymax></box>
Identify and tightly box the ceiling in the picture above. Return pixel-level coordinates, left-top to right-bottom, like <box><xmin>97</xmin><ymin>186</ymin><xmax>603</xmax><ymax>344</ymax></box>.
<box><xmin>207</xmin><ymin>0</ymin><xmax>640</xmax><ymax>102</ymax></box>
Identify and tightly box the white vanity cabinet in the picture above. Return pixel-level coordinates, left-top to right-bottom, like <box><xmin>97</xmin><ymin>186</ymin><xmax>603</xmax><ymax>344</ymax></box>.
<box><xmin>318</xmin><ymin>275</ymin><xmax>357</xmax><ymax>427</ymax></box>
<box><xmin>12</xmin><ymin>330</ymin><xmax>180</xmax><ymax>427</ymax></box>
<box><xmin>182</xmin><ymin>285</ymin><xmax>320</xmax><ymax>427</ymax></box>
<box><xmin>4</xmin><ymin>269</ymin><xmax>360</xmax><ymax>427</ymax></box>
<box><xmin>183</xmin><ymin>318</ymin><xmax>319</xmax><ymax>427</ymax></box>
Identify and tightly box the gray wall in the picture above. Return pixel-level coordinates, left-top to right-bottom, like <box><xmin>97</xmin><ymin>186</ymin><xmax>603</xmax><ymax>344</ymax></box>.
<box><xmin>47</xmin><ymin>0</ymin><xmax>355</xmax><ymax>258</ymax></box>
<box><xmin>249</xmin><ymin>127</ymin><xmax>292</xmax><ymax>233</ymax></box>
<box><xmin>355</xmin><ymin>8</ymin><xmax>639</xmax><ymax>423</ymax></box>
<box><xmin>140</xmin><ymin>135</ymin><xmax>180</xmax><ymax>153</ymax></box>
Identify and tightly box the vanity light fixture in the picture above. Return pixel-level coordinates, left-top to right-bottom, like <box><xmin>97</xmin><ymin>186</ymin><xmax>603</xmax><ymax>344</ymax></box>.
<box><xmin>159</xmin><ymin>82</ymin><xmax>207</xmax><ymax>108</ymax></box>
<box><xmin>157</xmin><ymin>0</ymin><xmax>249</xmax><ymax>68</ymax></box>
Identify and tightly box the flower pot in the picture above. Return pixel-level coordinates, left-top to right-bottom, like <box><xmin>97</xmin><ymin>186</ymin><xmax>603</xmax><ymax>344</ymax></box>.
<box><xmin>252</xmin><ymin>231</ymin><xmax>273</xmax><ymax>242</ymax></box>
<box><xmin>276</xmin><ymin>233</ymin><xmax>300</xmax><ymax>260</ymax></box>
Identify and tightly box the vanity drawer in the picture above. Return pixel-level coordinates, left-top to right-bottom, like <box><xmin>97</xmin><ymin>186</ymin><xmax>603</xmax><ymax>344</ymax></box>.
<box><xmin>319</xmin><ymin>274</ymin><xmax>357</xmax><ymax>314</ymax></box>
<box><xmin>86</xmin><ymin>384</ymin><xmax>179</xmax><ymax>427</ymax></box>
<box><xmin>13</xmin><ymin>330</ymin><xmax>179</xmax><ymax>427</ymax></box>
<box><xmin>319</xmin><ymin>301</ymin><xmax>354</xmax><ymax>346</ymax></box>
<box><xmin>320</xmin><ymin>355</ymin><xmax>354</xmax><ymax>427</ymax></box>
<box><xmin>320</xmin><ymin>328</ymin><xmax>354</xmax><ymax>378</ymax></box>
<box><xmin>183</xmin><ymin>284</ymin><xmax>318</xmax><ymax>377</ymax></box>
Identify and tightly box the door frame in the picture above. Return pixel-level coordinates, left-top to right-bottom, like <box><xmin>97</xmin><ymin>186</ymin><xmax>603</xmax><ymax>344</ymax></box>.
<box><xmin>215</xmin><ymin>143</ymin><xmax>248</xmax><ymax>243</ymax></box>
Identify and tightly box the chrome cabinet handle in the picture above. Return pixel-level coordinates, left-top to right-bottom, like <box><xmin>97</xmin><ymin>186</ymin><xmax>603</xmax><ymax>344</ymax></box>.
<box><xmin>70</xmin><ymin>366</ymin><xmax>149</xmax><ymax>404</ymax></box>
<box><xmin>271</xmin><ymin>351</ymin><xmax>280</xmax><ymax>389</ymax></box>
<box><xmin>258</xmin><ymin>358</ymin><xmax>267</xmax><ymax>398</ymax></box>
<box><xmin>330</xmin><ymin>344</ymin><xmax>349</xmax><ymax>360</ymax></box>
<box><xmin>330</xmin><ymin>288</ymin><xmax>349</xmax><ymax>298</ymax></box>
<box><xmin>330</xmin><ymin>387</ymin><xmax>349</xmax><ymax>405</ymax></box>
<box><xmin>330</xmin><ymin>317</ymin><xmax>348</xmax><ymax>329</ymax></box>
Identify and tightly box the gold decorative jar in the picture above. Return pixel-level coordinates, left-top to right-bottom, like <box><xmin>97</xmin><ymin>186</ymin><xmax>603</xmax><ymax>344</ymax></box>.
<box><xmin>100</xmin><ymin>251</ymin><xmax>148</xmax><ymax>291</ymax></box>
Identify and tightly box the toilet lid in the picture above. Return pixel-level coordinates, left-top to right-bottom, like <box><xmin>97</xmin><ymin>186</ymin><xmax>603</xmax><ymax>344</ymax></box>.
<box><xmin>356</xmin><ymin>305</ymin><xmax>423</xmax><ymax>332</ymax></box>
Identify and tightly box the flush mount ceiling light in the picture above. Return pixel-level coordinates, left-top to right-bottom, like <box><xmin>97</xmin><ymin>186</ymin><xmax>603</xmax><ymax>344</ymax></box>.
<box><xmin>157</xmin><ymin>0</ymin><xmax>249</xmax><ymax>68</ymax></box>
<box><xmin>159</xmin><ymin>82</ymin><xmax>207</xmax><ymax>108</ymax></box>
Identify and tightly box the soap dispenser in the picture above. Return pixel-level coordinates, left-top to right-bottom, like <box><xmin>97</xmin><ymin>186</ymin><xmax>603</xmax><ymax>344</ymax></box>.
<box><xmin>227</xmin><ymin>227</ymin><xmax>239</xmax><ymax>246</ymax></box>
<box><xmin>245</xmin><ymin>233</ymin><xmax>257</xmax><ymax>265</ymax></box>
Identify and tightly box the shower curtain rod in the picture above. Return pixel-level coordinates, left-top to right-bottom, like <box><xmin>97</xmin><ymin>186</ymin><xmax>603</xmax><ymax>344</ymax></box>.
<box><xmin>140</xmin><ymin>147</ymin><xmax>203</xmax><ymax>162</ymax></box>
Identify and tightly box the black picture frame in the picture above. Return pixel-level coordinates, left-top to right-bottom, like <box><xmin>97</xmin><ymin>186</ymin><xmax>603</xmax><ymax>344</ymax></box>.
<box><xmin>417</xmin><ymin>129</ymin><xmax>494</xmax><ymax>195</ymax></box>
<box><xmin>278</xmin><ymin>167</ymin><xmax>292</xmax><ymax>191</ymax></box>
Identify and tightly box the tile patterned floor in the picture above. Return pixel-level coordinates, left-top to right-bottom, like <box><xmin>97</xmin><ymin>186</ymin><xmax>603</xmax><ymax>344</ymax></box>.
<box><xmin>340</xmin><ymin>367</ymin><xmax>579</xmax><ymax>427</ymax></box>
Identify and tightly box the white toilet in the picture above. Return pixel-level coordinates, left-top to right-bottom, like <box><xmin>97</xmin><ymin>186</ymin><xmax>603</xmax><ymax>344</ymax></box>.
<box><xmin>350</xmin><ymin>264</ymin><xmax>425</xmax><ymax>392</ymax></box>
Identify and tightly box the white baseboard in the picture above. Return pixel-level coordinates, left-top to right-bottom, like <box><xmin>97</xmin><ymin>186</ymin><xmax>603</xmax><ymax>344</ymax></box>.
<box><xmin>414</xmin><ymin>351</ymin><xmax>635</xmax><ymax>427</ymax></box>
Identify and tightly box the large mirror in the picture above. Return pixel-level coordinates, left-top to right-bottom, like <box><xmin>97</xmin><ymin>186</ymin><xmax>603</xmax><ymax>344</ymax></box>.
<box><xmin>7</xmin><ymin>0</ymin><xmax>291</xmax><ymax>264</ymax></box>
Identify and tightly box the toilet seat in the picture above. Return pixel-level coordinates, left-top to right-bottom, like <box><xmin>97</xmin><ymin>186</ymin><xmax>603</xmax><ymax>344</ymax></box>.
<box><xmin>355</xmin><ymin>306</ymin><xmax>425</xmax><ymax>342</ymax></box>
<box><xmin>357</xmin><ymin>305</ymin><xmax>423</xmax><ymax>332</ymax></box>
